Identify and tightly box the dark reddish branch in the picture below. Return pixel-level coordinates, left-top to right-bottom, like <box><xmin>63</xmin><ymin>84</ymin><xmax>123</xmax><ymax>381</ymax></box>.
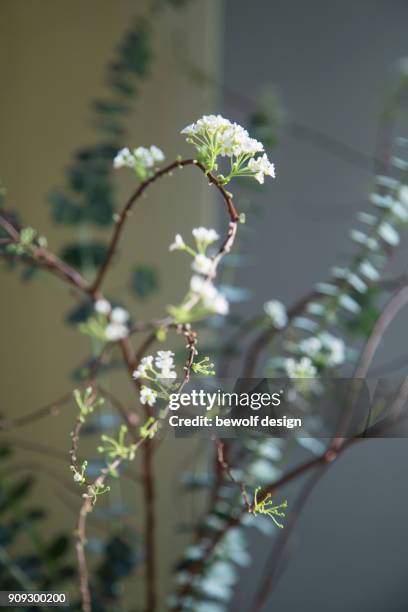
<box><xmin>213</xmin><ymin>437</ymin><xmax>251</xmax><ymax>511</ymax></box>
<box><xmin>91</xmin><ymin>159</ymin><xmax>239</xmax><ymax>295</ymax></box>
<box><xmin>142</xmin><ymin>440</ymin><xmax>156</xmax><ymax>612</ymax></box>
<box><xmin>0</xmin><ymin>215</ymin><xmax>89</xmax><ymax>292</ymax></box>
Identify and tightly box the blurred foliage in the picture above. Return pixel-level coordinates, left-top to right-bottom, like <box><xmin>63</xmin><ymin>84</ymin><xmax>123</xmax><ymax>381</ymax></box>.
<box><xmin>130</xmin><ymin>264</ymin><xmax>159</xmax><ymax>299</ymax></box>
<box><xmin>0</xmin><ymin>445</ymin><xmax>75</xmax><ymax>603</ymax></box>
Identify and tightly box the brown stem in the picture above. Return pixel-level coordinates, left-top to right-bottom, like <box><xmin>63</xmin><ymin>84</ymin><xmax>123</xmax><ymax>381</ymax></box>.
<box><xmin>212</xmin><ymin>436</ymin><xmax>251</xmax><ymax>511</ymax></box>
<box><xmin>142</xmin><ymin>440</ymin><xmax>156</xmax><ymax>612</ymax></box>
<box><xmin>91</xmin><ymin>159</ymin><xmax>239</xmax><ymax>295</ymax></box>
<box><xmin>0</xmin><ymin>215</ymin><xmax>89</xmax><ymax>292</ymax></box>
<box><xmin>76</xmin><ymin>457</ymin><xmax>122</xmax><ymax>612</ymax></box>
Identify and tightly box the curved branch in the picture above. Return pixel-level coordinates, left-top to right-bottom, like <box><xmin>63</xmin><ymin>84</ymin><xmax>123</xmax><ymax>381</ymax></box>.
<box><xmin>91</xmin><ymin>159</ymin><xmax>239</xmax><ymax>295</ymax></box>
<box><xmin>0</xmin><ymin>215</ymin><xmax>89</xmax><ymax>292</ymax></box>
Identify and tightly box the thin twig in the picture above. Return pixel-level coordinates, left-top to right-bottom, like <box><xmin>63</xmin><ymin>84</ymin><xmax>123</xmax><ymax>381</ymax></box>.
<box><xmin>91</xmin><ymin>159</ymin><xmax>239</xmax><ymax>295</ymax></box>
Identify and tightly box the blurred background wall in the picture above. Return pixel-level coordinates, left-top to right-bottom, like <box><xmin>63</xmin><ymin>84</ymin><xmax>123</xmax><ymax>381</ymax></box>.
<box><xmin>223</xmin><ymin>1</ymin><xmax>408</xmax><ymax>610</ymax></box>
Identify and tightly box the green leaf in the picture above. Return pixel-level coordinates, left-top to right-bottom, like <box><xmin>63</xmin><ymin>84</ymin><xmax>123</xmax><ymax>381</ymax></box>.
<box><xmin>61</xmin><ymin>242</ymin><xmax>108</xmax><ymax>268</ymax></box>
<box><xmin>47</xmin><ymin>535</ymin><xmax>70</xmax><ymax>559</ymax></box>
<box><xmin>346</xmin><ymin>288</ymin><xmax>380</xmax><ymax>338</ymax></box>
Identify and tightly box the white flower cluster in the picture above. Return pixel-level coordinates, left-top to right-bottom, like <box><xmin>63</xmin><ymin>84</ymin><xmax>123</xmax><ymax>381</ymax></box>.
<box><xmin>181</xmin><ymin>114</ymin><xmax>275</xmax><ymax>184</ymax></box>
<box><xmin>264</xmin><ymin>300</ymin><xmax>288</xmax><ymax>329</ymax></box>
<box><xmin>113</xmin><ymin>145</ymin><xmax>165</xmax><ymax>178</ymax></box>
<box><xmin>169</xmin><ymin>227</ymin><xmax>229</xmax><ymax>316</ymax></box>
<box><xmin>190</xmin><ymin>275</ymin><xmax>229</xmax><ymax>316</ymax></box>
<box><xmin>299</xmin><ymin>333</ymin><xmax>345</xmax><ymax>367</ymax></box>
<box><xmin>247</xmin><ymin>154</ymin><xmax>276</xmax><ymax>184</ymax></box>
<box><xmin>285</xmin><ymin>357</ymin><xmax>317</xmax><ymax>379</ymax></box>
<box><xmin>133</xmin><ymin>350</ymin><xmax>177</xmax><ymax>407</ymax></box>
<box><xmin>95</xmin><ymin>299</ymin><xmax>130</xmax><ymax>341</ymax></box>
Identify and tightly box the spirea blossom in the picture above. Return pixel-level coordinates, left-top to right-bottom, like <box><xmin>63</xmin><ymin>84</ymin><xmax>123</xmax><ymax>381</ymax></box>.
<box><xmin>133</xmin><ymin>351</ymin><xmax>177</xmax><ymax>385</ymax></box>
<box><xmin>208</xmin><ymin>293</ymin><xmax>229</xmax><ymax>315</ymax></box>
<box><xmin>105</xmin><ymin>322</ymin><xmax>129</xmax><ymax>341</ymax></box>
<box><xmin>113</xmin><ymin>145</ymin><xmax>165</xmax><ymax>177</ymax></box>
<box><xmin>155</xmin><ymin>350</ymin><xmax>177</xmax><ymax>380</ymax></box>
<box><xmin>321</xmin><ymin>333</ymin><xmax>345</xmax><ymax>367</ymax></box>
<box><xmin>113</xmin><ymin>147</ymin><xmax>134</xmax><ymax>169</ymax></box>
<box><xmin>189</xmin><ymin>276</ymin><xmax>229</xmax><ymax>315</ymax></box>
<box><xmin>190</xmin><ymin>275</ymin><xmax>217</xmax><ymax>300</ymax></box>
<box><xmin>140</xmin><ymin>386</ymin><xmax>157</xmax><ymax>407</ymax></box>
<box><xmin>264</xmin><ymin>300</ymin><xmax>288</xmax><ymax>329</ymax></box>
<box><xmin>169</xmin><ymin>234</ymin><xmax>186</xmax><ymax>251</ymax></box>
<box><xmin>285</xmin><ymin>357</ymin><xmax>317</xmax><ymax>379</ymax></box>
<box><xmin>95</xmin><ymin>299</ymin><xmax>111</xmax><ymax>315</ymax></box>
<box><xmin>181</xmin><ymin>115</ymin><xmax>275</xmax><ymax>184</ymax></box>
<box><xmin>299</xmin><ymin>337</ymin><xmax>322</xmax><ymax>357</ymax></box>
<box><xmin>181</xmin><ymin>115</ymin><xmax>263</xmax><ymax>158</ymax></box>
<box><xmin>110</xmin><ymin>307</ymin><xmax>129</xmax><ymax>325</ymax></box>
<box><xmin>192</xmin><ymin>254</ymin><xmax>214</xmax><ymax>276</ymax></box>
<box><xmin>247</xmin><ymin>154</ymin><xmax>276</xmax><ymax>184</ymax></box>
<box><xmin>299</xmin><ymin>334</ymin><xmax>345</xmax><ymax>367</ymax></box>
<box><xmin>192</xmin><ymin>227</ymin><xmax>220</xmax><ymax>245</ymax></box>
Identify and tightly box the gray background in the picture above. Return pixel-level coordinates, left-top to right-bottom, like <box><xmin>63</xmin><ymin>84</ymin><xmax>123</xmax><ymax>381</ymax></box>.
<box><xmin>223</xmin><ymin>1</ymin><xmax>408</xmax><ymax>610</ymax></box>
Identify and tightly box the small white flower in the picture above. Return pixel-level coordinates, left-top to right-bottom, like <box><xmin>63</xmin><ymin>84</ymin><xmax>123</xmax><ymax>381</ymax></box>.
<box><xmin>248</xmin><ymin>154</ymin><xmax>275</xmax><ymax>184</ymax></box>
<box><xmin>133</xmin><ymin>146</ymin><xmax>154</xmax><ymax>168</ymax></box>
<box><xmin>181</xmin><ymin>114</ymin><xmax>231</xmax><ymax>137</ymax></box>
<box><xmin>133</xmin><ymin>356</ymin><xmax>154</xmax><ymax>380</ymax></box>
<box><xmin>157</xmin><ymin>367</ymin><xmax>177</xmax><ymax>381</ymax></box>
<box><xmin>95</xmin><ymin>299</ymin><xmax>111</xmax><ymax>315</ymax></box>
<box><xmin>169</xmin><ymin>234</ymin><xmax>186</xmax><ymax>251</ymax></box>
<box><xmin>285</xmin><ymin>357</ymin><xmax>317</xmax><ymax>379</ymax></box>
<box><xmin>113</xmin><ymin>147</ymin><xmax>135</xmax><ymax>169</ymax></box>
<box><xmin>150</xmin><ymin>145</ymin><xmax>165</xmax><ymax>163</ymax></box>
<box><xmin>110</xmin><ymin>307</ymin><xmax>129</xmax><ymax>325</ymax></box>
<box><xmin>205</xmin><ymin>292</ymin><xmax>229</xmax><ymax>315</ymax></box>
<box><xmin>140</xmin><ymin>386</ymin><xmax>157</xmax><ymax>407</ymax></box>
<box><xmin>328</xmin><ymin>338</ymin><xmax>345</xmax><ymax>366</ymax></box>
<box><xmin>190</xmin><ymin>275</ymin><xmax>217</xmax><ymax>300</ymax></box>
<box><xmin>192</xmin><ymin>227</ymin><xmax>220</xmax><ymax>245</ymax></box>
<box><xmin>155</xmin><ymin>351</ymin><xmax>177</xmax><ymax>382</ymax></box>
<box><xmin>264</xmin><ymin>300</ymin><xmax>287</xmax><ymax>329</ymax></box>
<box><xmin>114</xmin><ymin>145</ymin><xmax>164</xmax><ymax>172</ymax></box>
<box><xmin>321</xmin><ymin>334</ymin><xmax>345</xmax><ymax>367</ymax></box>
<box><xmin>105</xmin><ymin>323</ymin><xmax>129</xmax><ymax>341</ymax></box>
<box><xmin>141</xmin><ymin>356</ymin><xmax>154</xmax><ymax>368</ymax></box>
<box><xmin>299</xmin><ymin>337</ymin><xmax>322</xmax><ymax>357</ymax></box>
<box><xmin>73</xmin><ymin>472</ymin><xmax>83</xmax><ymax>483</ymax></box>
<box><xmin>399</xmin><ymin>185</ymin><xmax>408</xmax><ymax>206</ymax></box>
<box><xmin>155</xmin><ymin>350</ymin><xmax>175</xmax><ymax>370</ymax></box>
<box><xmin>192</xmin><ymin>254</ymin><xmax>213</xmax><ymax>276</ymax></box>
<box><xmin>181</xmin><ymin>115</ymin><xmax>264</xmax><ymax>159</ymax></box>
